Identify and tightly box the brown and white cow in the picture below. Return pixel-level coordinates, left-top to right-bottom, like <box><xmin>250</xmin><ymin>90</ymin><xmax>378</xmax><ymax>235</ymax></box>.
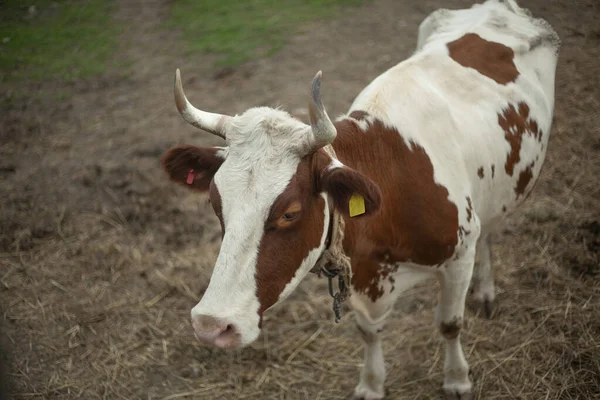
<box><xmin>161</xmin><ymin>1</ymin><xmax>559</xmax><ymax>398</ymax></box>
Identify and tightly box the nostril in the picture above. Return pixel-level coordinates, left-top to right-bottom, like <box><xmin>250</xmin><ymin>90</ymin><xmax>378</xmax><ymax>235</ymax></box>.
<box><xmin>192</xmin><ymin>315</ymin><xmax>227</xmax><ymax>339</ymax></box>
<box><xmin>191</xmin><ymin>315</ymin><xmax>239</xmax><ymax>347</ymax></box>
<box><xmin>217</xmin><ymin>324</ymin><xmax>235</xmax><ymax>339</ymax></box>
<box><xmin>213</xmin><ymin>323</ymin><xmax>238</xmax><ymax>348</ymax></box>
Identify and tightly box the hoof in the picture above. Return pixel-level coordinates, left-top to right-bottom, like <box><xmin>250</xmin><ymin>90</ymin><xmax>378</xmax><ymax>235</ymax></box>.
<box><xmin>442</xmin><ymin>381</ymin><xmax>473</xmax><ymax>400</ymax></box>
<box><xmin>482</xmin><ymin>298</ymin><xmax>496</xmax><ymax>319</ymax></box>
<box><xmin>352</xmin><ymin>384</ymin><xmax>385</xmax><ymax>400</ymax></box>
<box><xmin>471</xmin><ymin>297</ymin><xmax>496</xmax><ymax>319</ymax></box>
<box><xmin>442</xmin><ymin>390</ymin><xmax>473</xmax><ymax>400</ymax></box>
<box><xmin>470</xmin><ymin>289</ymin><xmax>496</xmax><ymax>319</ymax></box>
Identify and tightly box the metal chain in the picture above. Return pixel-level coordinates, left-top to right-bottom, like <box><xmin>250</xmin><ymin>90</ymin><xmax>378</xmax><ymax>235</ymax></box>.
<box><xmin>311</xmin><ymin>144</ymin><xmax>353</xmax><ymax>323</ymax></box>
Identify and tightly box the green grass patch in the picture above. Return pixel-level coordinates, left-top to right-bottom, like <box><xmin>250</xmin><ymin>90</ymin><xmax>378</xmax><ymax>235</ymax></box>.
<box><xmin>169</xmin><ymin>0</ymin><xmax>364</xmax><ymax>68</ymax></box>
<box><xmin>0</xmin><ymin>0</ymin><xmax>116</xmax><ymax>82</ymax></box>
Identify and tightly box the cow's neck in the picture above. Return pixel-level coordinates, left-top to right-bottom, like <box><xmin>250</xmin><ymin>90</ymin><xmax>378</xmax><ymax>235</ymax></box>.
<box><xmin>311</xmin><ymin>113</ymin><xmax>403</xmax><ymax>319</ymax></box>
<box><xmin>330</xmin><ymin>115</ymin><xmax>381</xmax><ymax>260</ymax></box>
<box><xmin>330</xmin><ymin>111</ymin><xmax>460</xmax><ymax>269</ymax></box>
<box><xmin>330</xmin><ymin>113</ymin><xmax>387</xmax><ymax>175</ymax></box>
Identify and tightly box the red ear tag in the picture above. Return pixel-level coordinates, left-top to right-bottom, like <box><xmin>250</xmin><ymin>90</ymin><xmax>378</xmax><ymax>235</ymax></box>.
<box><xmin>186</xmin><ymin>169</ymin><xmax>195</xmax><ymax>185</ymax></box>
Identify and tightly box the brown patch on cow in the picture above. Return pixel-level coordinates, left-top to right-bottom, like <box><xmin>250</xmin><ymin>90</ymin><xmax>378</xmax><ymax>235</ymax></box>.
<box><xmin>349</xmin><ymin>110</ymin><xmax>369</xmax><ymax>121</ymax></box>
<box><xmin>498</xmin><ymin>102</ymin><xmax>543</xmax><ymax>176</ymax></box>
<box><xmin>255</xmin><ymin>154</ymin><xmax>325</xmax><ymax>315</ymax></box>
<box><xmin>502</xmin><ymin>205</ymin><xmax>507</xmax><ymax>213</ymax></box>
<box><xmin>440</xmin><ymin>317</ymin><xmax>462</xmax><ymax>339</ymax></box>
<box><xmin>447</xmin><ymin>33</ymin><xmax>519</xmax><ymax>85</ymax></box>
<box><xmin>352</xmin><ymin>258</ymin><xmax>385</xmax><ymax>302</ymax></box>
<box><xmin>332</xmin><ymin>113</ymin><xmax>459</xmax><ymax>300</ymax></box>
<box><xmin>491</xmin><ymin>164</ymin><xmax>495</xmax><ymax>178</ymax></box>
<box><xmin>516</xmin><ymin>161</ymin><xmax>535</xmax><ymax>198</ymax></box>
<box><xmin>477</xmin><ymin>167</ymin><xmax>484</xmax><ymax>179</ymax></box>
<box><xmin>466</xmin><ymin>196</ymin><xmax>473</xmax><ymax>223</ymax></box>
<box><xmin>352</xmin><ymin>261</ymin><xmax>398</xmax><ymax>302</ymax></box>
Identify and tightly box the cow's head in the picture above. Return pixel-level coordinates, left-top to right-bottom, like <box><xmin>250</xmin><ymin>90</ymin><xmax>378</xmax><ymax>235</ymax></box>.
<box><xmin>162</xmin><ymin>70</ymin><xmax>381</xmax><ymax>348</ymax></box>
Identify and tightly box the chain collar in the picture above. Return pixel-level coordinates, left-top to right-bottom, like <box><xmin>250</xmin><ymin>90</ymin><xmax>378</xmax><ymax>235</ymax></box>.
<box><xmin>309</xmin><ymin>144</ymin><xmax>352</xmax><ymax>323</ymax></box>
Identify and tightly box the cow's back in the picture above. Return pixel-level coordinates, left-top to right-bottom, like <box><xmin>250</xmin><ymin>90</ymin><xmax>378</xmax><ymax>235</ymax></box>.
<box><xmin>348</xmin><ymin>0</ymin><xmax>559</xmax><ymax>228</ymax></box>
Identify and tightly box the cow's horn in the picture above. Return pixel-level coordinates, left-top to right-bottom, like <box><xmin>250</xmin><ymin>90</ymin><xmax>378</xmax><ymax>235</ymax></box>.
<box><xmin>308</xmin><ymin>71</ymin><xmax>337</xmax><ymax>152</ymax></box>
<box><xmin>174</xmin><ymin>69</ymin><xmax>229</xmax><ymax>139</ymax></box>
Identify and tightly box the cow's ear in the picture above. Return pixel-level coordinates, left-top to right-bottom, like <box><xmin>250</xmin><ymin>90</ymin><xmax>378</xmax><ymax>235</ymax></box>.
<box><xmin>161</xmin><ymin>145</ymin><xmax>227</xmax><ymax>191</ymax></box>
<box><xmin>318</xmin><ymin>157</ymin><xmax>382</xmax><ymax>218</ymax></box>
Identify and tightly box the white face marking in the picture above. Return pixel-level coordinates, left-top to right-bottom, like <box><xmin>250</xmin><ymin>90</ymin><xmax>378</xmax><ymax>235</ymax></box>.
<box><xmin>191</xmin><ymin>107</ymin><xmax>330</xmax><ymax>346</ymax></box>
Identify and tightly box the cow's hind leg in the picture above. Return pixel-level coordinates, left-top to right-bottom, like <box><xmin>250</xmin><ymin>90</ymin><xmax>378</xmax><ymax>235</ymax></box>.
<box><xmin>436</xmin><ymin>247</ymin><xmax>476</xmax><ymax>400</ymax></box>
<box><xmin>472</xmin><ymin>232</ymin><xmax>496</xmax><ymax>318</ymax></box>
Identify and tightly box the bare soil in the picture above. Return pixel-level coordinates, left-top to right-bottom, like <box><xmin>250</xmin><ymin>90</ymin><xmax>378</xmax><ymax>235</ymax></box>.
<box><xmin>1</xmin><ymin>0</ymin><xmax>599</xmax><ymax>399</ymax></box>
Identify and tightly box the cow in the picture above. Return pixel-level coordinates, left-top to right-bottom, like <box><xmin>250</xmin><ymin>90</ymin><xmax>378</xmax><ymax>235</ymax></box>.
<box><xmin>160</xmin><ymin>0</ymin><xmax>559</xmax><ymax>398</ymax></box>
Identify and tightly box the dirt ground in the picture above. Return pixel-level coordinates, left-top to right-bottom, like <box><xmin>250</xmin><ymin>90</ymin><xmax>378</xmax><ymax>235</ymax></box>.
<box><xmin>1</xmin><ymin>0</ymin><xmax>599</xmax><ymax>399</ymax></box>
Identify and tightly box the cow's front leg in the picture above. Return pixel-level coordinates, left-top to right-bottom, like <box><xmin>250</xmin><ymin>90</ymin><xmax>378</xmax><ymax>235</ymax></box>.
<box><xmin>350</xmin><ymin>265</ymin><xmax>434</xmax><ymax>399</ymax></box>
<box><xmin>436</xmin><ymin>247</ymin><xmax>476</xmax><ymax>400</ymax></box>
<box><xmin>353</xmin><ymin>311</ymin><xmax>387</xmax><ymax>400</ymax></box>
<box><xmin>350</xmin><ymin>267</ymin><xmax>401</xmax><ymax>400</ymax></box>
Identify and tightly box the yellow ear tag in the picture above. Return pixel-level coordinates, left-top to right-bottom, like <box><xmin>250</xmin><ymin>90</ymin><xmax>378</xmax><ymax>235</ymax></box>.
<box><xmin>349</xmin><ymin>193</ymin><xmax>366</xmax><ymax>217</ymax></box>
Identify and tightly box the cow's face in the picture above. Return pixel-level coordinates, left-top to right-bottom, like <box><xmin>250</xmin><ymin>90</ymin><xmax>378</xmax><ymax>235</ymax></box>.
<box><xmin>161</xmin><ymin>71</ymin><xmax>381</xmax><ymax>348</ymax></box>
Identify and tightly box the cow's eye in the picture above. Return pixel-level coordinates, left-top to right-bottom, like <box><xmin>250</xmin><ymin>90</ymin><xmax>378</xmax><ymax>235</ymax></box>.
<box><xmin>282</xmin><ymin>212</ymin><xmax>299</xmax><ymax>221</ymax></box>
<box><xmin>276</xmin><ymin>201</ymin><xmax>302</xmax><ymax>227</ymax></box>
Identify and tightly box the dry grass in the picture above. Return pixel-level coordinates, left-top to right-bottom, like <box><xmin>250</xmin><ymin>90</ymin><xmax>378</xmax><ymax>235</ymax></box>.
<box><xmin>1</xmin><ymin>0</ymin><xmax>599</xmax><ymax>399</ymax></box>
<box><xmin>1</xmin><ymin>195</ymin><xmax>599</xmax><ymax>400</ymax></box>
